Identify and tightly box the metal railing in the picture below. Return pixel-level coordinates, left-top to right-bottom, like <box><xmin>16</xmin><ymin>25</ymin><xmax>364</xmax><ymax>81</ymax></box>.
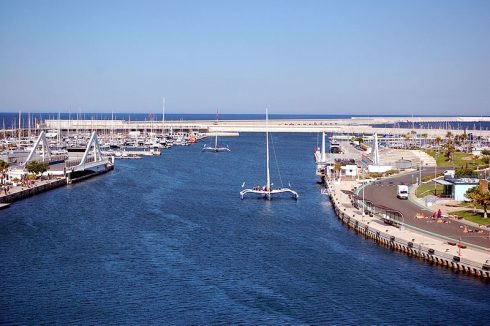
<box><xmin>337</xmin><ymin>209</ymin><xmax>487</xmax><ymax>270</ymax></box>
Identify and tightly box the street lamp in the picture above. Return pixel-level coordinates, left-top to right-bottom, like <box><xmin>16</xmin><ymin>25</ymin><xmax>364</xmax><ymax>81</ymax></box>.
<box><xmin>362</xmin><ymin>182</ymin><xmax>365</xmax><ymax>217</ymax></box>
<box><xmin>434</xmin><ymin>161</ymin><xmax>437</xmax><ymax>195</ymax></box>
<box><xmin>419</xmin><ymin>160</ymin><xmax>422</xmax><ymax>185</ymax></box>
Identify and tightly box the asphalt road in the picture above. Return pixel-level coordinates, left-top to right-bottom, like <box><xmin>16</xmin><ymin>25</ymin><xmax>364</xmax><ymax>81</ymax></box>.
<box><xmin>363</xmin><ymin>168</ymin><xmax>490</xmax><ymax>248</ymax></box>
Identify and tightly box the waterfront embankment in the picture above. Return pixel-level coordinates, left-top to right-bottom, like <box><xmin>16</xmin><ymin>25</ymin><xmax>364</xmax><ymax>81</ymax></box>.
<box><xmin>0</xmin><ymin>177</ymin><xmax>67</xmax><ymax>204</ymax></box>
<box><xmin>325</xmin><ymin>178</ymin><xmax>490</xmax><ymax>279</ymax></box>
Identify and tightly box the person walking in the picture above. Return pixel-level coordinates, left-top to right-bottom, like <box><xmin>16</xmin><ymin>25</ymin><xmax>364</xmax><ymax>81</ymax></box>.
<box><xmin>437</xmin><ymin>208</ymin><xmax>442</xmax><ymax>218</ymax></box>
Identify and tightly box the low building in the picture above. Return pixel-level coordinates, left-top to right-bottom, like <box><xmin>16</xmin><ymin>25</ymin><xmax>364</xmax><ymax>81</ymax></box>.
<box><xmin>341</xmin><ymin>164</ymin><xmax>358</xmax><ymax>177</ymax></box>
<box><xmin>435</xmin><ymin>178</ymin><xmax>480</xmax><ymax>201</ymax></box>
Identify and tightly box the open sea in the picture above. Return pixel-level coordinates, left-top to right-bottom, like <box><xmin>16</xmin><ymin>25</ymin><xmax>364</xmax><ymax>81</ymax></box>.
<box><xmin>0</xmin><ymin>132</ymin><xmax>489</xmax><ymax>324</ymax></box>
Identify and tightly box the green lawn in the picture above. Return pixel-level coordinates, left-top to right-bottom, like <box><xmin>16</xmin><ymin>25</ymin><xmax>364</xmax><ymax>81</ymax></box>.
<box><xmin>452</xmin><ymin>210</ymin><xmax>490</xmax><ymax>226</ymax></box>
<box><xmin>424</xmin><ymin>150</ymin><xmax>484</xmax><ymax>168</ymax></box>
<box><xmin>415</xmin><ymin>183</ymin><xmax>443</xmax><ymax>198</ymax></box>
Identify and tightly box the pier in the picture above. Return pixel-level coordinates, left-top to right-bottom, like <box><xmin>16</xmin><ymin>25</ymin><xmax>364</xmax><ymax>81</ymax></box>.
<box><xmin>38</xmin><ymin>116</ymin><xmax>490</xmax><ymax>137</ymax></box>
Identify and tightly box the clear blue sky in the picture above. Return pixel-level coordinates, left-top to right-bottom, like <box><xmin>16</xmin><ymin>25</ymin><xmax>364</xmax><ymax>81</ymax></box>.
<box><xmin>0</xmin><ymin>0</ymin><xmax>489</xmax><ymax>115</ymax></box>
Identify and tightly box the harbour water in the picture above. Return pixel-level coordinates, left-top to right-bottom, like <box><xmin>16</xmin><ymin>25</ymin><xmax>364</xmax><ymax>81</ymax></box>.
<box><xmin>0</xmin><ymin>133</ymin><xmax>488</xmax><ymax>324</ymax></box>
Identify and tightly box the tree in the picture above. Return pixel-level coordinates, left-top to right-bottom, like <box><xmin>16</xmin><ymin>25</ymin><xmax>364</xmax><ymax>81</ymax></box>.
<box><xmin>352</xmin><ymin>136</ymin><xmax>364</xmax><ymax>144</ymax></box>
<box><xmin>466</xmin><ymin>186</ymin><xmax>480</xmax><ymax>214</ymax></box>
<box><xmin>456</xmin><ymin>166</ymin><xmax>476</xmax><ymax>178</ymax></box>
<box><xmin>482</xmin><ymin>192</ymin><xmax>490</xmax><ymax>218</ymax></box>
<box><xmin>481</xmin><ymin>149</ymin><xmax>490</xmax><ymax>156</ymax></box>
<box><xmin>443</xmin><ymin>141</ymin><xmax>455</xmax><ymax>162</ymax></box>
<box><xmin>0</xmin><ymin>160</ymin><xmax>8</xmax><ymax>173</ymax></box>
<box><xmin>25</xmin><ymin>160</ymin><xmax>49</xmax><ymax>177</ymax></box>
<box><xmin>459</xmin><ymin>132</ymin><xmax>468</xmax><ymax>152</ymax></box>
<box><xmin>465</xmin><ymin>184</ymin><xmax>490</xmax><ymax>218</ymax></box>
<box><xmin>434</xmin><ymin>136</ymin><xmax>442</xmax><ymax>153</ymax></box>
<box><xmin>481</xmin><ymin>156</ymin><xmax>490</xmax><ymax>165</ymax></box>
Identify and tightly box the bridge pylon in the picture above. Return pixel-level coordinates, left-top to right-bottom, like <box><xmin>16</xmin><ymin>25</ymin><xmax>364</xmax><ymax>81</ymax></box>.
<box><xmin>24</xmin><ymin>131</ymin><xmax>51</xmax><ymax>166</ymax></box>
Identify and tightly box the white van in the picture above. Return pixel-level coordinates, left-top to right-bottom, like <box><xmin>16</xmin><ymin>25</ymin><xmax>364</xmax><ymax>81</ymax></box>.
<box><xmin>397</xmin><ymin>185</ymin><xmax>409</xmax><ymax>199</ymax></box>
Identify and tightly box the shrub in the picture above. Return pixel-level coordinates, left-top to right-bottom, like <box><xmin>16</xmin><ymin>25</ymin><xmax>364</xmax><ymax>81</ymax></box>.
<box><xmin>455</xmin><ymin>166</ymin><xmax>477</xmax><ymax>178</ymax></box>
<box><xmin>25</xmin><ymin>160</ymin><xmax>49</xmax><ymax>176</ymax></box>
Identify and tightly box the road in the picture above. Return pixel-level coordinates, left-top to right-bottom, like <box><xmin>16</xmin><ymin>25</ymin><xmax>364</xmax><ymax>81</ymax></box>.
<box><xmin>363</xmin><ymin>168</ymin><xmax>490</xmax><ymax>249</ymax></box>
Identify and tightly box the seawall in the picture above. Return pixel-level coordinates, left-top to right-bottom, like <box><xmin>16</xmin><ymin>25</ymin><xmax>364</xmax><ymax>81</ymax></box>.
<box><xmin>325</xmin><ymin>179</ymin><xmax>490</xmax><ymax>280</ymax></box>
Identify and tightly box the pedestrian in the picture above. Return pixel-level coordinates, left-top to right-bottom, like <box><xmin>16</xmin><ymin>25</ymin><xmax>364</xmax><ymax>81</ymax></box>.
<box><xmin>437</xmin><ymin>209</ymin><xmax>442</xmax><ymax>218</ymax></box>
<box><xmin>432</xmin><ymin>211</ymin><xmax>436</xmax><ymax>218</ymax></box>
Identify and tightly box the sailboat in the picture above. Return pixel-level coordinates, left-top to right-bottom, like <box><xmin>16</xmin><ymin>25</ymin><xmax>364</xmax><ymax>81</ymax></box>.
<box><xmin>202</xmin><ymin>109</ymin><xmax>231</xmax><ymax>152</ymax></box>
<box><xmin>240</xmin><ymin>108</ymin><xmax>298</xmax><ymax>200</ymax></box>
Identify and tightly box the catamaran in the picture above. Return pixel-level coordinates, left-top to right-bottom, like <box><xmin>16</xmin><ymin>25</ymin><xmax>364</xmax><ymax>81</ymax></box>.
<box><xmin>202</xmin><ymin>133</ymin><xmax>231</xmax><ymax>152</ymax></box>
<box><xmin>202</xmin><ymin>110</ymin><xmax>231</xmax><ymax>152</ymax></box>
<box><xmin>240</xmin><ymin>109</ymin><xmax>298</xmax><ymax>200</ymax></box>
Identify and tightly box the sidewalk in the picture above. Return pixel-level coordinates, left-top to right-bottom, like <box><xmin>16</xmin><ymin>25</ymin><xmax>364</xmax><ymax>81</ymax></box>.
<box><xmin>0</xmin><ymin>177</ymin><xmax>66</xmax><ymax>204</ymax></box>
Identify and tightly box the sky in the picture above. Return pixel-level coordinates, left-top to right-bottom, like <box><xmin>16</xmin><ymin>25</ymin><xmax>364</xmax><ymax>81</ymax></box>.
<box><xmin>0</xmin><ymin>0</ymin><xmax>489</xmax><ymax>115</ymax></box>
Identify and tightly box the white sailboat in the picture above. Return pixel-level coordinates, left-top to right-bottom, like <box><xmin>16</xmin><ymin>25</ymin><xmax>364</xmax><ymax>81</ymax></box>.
<box><xmin>240</xmin><ymin>108</ymin><xmax>298</xmax><ymax>200</ymax></box>
<box><xmin>202</xmin><ymin>109</ymin><xmax>231</xmax><ymax>152</ymax></box>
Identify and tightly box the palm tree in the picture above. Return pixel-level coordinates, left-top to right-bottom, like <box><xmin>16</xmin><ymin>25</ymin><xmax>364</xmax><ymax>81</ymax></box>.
<box><xmin>403</xmin><ymin>134</ymin><xmax>411</xmax><ymax>149</ymax></box>
<box><xmin>434</xmin><ymin>136</ymin><xmax>442</xmax><ymax>153</ymax></box>
<box><xmin>465</xmin><ymin>185</ymin><xmax>490</xmax><ymax>218</ymax></box>
<box><xmin>446</xmin><ymin>131</ymin><xmax>453</xmax><ymax>140</ymax></box>
<box><xmin>459</xmin><ymin>132</ymin><xmax>468</xmax><ymax>152</ymax></box>
<box><xmin>466</xmin><ymin>186</ymin><xmax>480</xmax><ymax>214</ymax></box>
<box><xmin>482</xmin><ymin>192</ymin><xmax>490</xmax><ymax>219</ymax></box>
<box><xmin>444</xmin><ymin>141</ymin><xmax>455</xmax><ymax>162</ymax></box>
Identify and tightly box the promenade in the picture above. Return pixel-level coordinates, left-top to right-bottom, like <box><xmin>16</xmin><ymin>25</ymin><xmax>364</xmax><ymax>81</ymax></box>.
<box><xmin>326</xmin><ymin>177</ymin><xmax>490</xmax><ymax>278</ymax></box>
<box><xmin>0</xmin><ymin>177</ymin><xmax>66</xmax><ymax>205</ymax></box>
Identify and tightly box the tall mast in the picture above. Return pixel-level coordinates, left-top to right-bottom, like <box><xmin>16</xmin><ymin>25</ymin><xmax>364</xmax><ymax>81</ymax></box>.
<box><xmin>28</xmin><ymin>112</ymin><xmax>31</xmax><ymax>138</ymax></box>
<box><xmin>215</xmin><ymin>108</ymin><xmax>218</xmax><ymax>148</ymax></box>
<box><xmin>111</xmin><ymin>110</ymin><xmax>114</xmax><ymax>143</ymax></box>
<box><xmin>266</xmin><ymin>107</ymin><xmax>270</xmax><ymax>196</ymax></box>
<box><xmin>57</xmin><ymin>112</ymin><xmax>61</xmax><ymax>147</ymax></box>
<box><xmin>162</xmin><ymin>97</ymin><xmax>165</xmax><ymax>135</ymax></box>
<box><xmin>18</xmin><ymin>110</ymin><xmax>21</xmax><ymax>139</ymax></box>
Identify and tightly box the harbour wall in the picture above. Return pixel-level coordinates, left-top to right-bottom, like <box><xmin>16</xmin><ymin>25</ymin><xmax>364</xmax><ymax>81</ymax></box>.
<box><xmin>0</xmin><ymin>178</ymin><xmax>67</xmax><ymax>204</ymax></box>
<box><xmin>325</xmin><ymin>180</ymin><xmax>490</xmax><ymax>280</ymax></box>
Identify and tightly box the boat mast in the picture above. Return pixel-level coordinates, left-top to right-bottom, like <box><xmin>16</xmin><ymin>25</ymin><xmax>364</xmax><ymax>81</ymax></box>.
<box><xmin>215</xmin><ymin>109</ymin><xmax>218</xmax><ymax>148</ymax></box>
<box><xmin>266</xmin><ymin>108</ymin><xmax>271</xmax><ymax>197</ymax></box>
<box><xmin>162</xmin><ymin>97</ymin><xmax>165</xmax><ymax>135</ymax></box>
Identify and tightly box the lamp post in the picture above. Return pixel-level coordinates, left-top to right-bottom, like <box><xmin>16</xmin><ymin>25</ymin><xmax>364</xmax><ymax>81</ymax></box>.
<box><xmin>419</xmin><ymin>160</ymin><xmax>422</xmax><ymax>185</ymax></box>
<box><xmin>434</xmin><ymin>161</ymin><xmax>437</xmax><ymax>195</ymax></box>
<box><xmin>362</xmin><ymin>182</ymin><xmax>365</xmax><ymax>217</ymax></box>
